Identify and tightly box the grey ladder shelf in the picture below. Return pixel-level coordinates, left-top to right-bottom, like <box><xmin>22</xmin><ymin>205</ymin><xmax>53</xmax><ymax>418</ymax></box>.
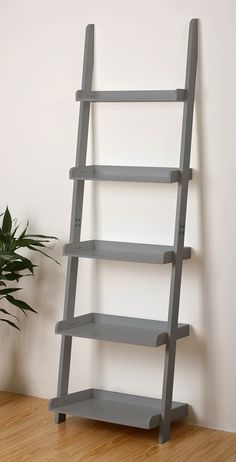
<box><xmin>49</xmin><ymin>19</ymin><xmax>198</xmax><ymax>444</ymax></box>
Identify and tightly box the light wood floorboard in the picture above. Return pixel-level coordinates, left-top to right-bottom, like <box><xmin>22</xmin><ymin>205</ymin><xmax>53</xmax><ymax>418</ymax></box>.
<box><xmin>0</xmin><ymin>391</ymin><xmax>235</xmax><ymax>462</ymax></box>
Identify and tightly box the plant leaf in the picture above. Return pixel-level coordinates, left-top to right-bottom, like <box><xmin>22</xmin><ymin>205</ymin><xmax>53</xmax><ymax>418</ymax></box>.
<box><xmin>0</xmin><ymin>288</ymin><xmax>22</xmax><ymax>295</ymax></box>
<box><xmin>13</xmin><ymin>253</ymin><xmax>36</xmax><ymax>274</ymax></box>
<box><xmin>3</xmin><ymin>273</ymin><xmax>31</xmax><ymax>281</ymax></box>
<box><xmin>0</xmin><ymin>308</ymin><xmax>20</xmax><ymax>321</ymax></box>
<box><xmin>0</xmin><ymin>318</ymin><xmax>20</xmax><ymax>330</ymax></box>
<box><xmin>15</xmin><ymin>239</ymin><xmax>48</xmax><ymax>248</ymax></box>
<box><xmin>1</xmin><ymin>273</ymin><xmax>21</xmax><ymax>281</ymax></box>
<box><xmin>3</xmin><ymin>260</ymin><xmax>33</xmax><ymax>272</ymax></box>
<box><xmin>17</xmin><ymin>222</ymin><xmax>29</xmax><ymax>240</ymax></box>
<box><xmin>11</xmin><ymin>224</ymin><xmax>20</xmax><ymax>238</ymax></box>
<box><xmin>25</xmin><ymin>234</ymin><xmax>58</xmax><ymax>240</ymax></box>
<box><xmin>0</xmin><ymin>228</ymin><xmax>6</xmax><ymax>243</ymax></box>
<box><xmin>0</xmin><ymin>253</ymin><xmax>17</xmax><ymax>262</ymax></box>
<box><xmin>2</xmin><ymin>207</ymin><xmax>12</xmax><ymax>234</ymax></box>
<box><xmin>27</xmin><ymin>246</ymin><xmax>60</xmax><ymax>264</ymax></box>
<box><xmin>6</xmin><ymin>295</ymin><xmax>37</xmax><ymax>314</ymax></box>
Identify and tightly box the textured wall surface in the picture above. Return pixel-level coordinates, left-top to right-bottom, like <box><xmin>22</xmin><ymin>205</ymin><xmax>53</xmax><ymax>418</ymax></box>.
<box><xmin>0</xmin><ymin>0</ymin><xmax>235</xmax><ymax>432</ymax></box>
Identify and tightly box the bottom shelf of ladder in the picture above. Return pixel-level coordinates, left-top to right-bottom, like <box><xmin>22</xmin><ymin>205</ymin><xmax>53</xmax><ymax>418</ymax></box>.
<box><xmin>49</xmin><ymin>388</ymin><xmax>188</xmax><ymax>430</ymax></box>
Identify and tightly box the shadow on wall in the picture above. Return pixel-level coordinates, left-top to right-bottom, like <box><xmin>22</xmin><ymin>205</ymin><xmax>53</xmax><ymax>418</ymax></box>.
<box><xmin>0</xmin><ymin>238</ymin><xmax>63</xmax><ymax>395</ymax></box>
<box><xmin>188</xmin><ymin>21</ymin><xmax>217</xmax><ymax>427</ymax></box>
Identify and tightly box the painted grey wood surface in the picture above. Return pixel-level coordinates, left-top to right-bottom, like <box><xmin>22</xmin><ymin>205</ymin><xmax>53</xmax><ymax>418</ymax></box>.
<box><xmin>159</xmin><ymin>19</ymin><xmax>198</xmax><ymax>443</ymax></box>
<box><xmin>63</xmin><ymin>240</ymin><xmax>191</xmax><ymax>264</ymax></box>
<box><xmin>70</xmin><ymin>165</ymin><xmax>192</xmax><ymax>183</ymax></box>
<box><xmin>49</xmin><ymin>389</ymin><xmax>188</xmax><ymax>430</ymax></box>
<box><xmin>51</xmin><ymin>19</ymin><xmax>198</xmax><ymax>444</ymax></box>
<box><xmin>54</xmin><ymin>24</ymin><xmax>94</xmax><ymax>424</ymax></box>
<box><xmin>76</xmin><ymin>89</ymin><xmax>186</xmax><ymax>102</ymax></box>
<box><xmin>55</xmin><ymin>313</ymin><xmax>189</xmax><ymax>347</ymax></box>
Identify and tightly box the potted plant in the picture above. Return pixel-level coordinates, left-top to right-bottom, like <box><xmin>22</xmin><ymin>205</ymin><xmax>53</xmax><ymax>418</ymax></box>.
<box><xmin>0</xmin><ymin>207</ymin><xmax>58</xmax><ymax>330</ymax></box>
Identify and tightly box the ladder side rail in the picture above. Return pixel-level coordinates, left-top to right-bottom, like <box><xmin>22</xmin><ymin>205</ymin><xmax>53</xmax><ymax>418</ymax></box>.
<box><xmin>55</xmin><ymin>24</ymin><xmax>94</xmax><ymax>424</ymax></box>
<box><xmin>159</xmin><ymin>19</ymin><xmax>198</xmax><ymax>443</ymax></box>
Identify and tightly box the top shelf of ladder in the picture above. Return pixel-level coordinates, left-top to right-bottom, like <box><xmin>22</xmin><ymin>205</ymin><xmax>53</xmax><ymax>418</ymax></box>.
<box><xmin>76</xmin><ymin>89</ymin><xmax>187</xmax><ymax>102</ymax></box>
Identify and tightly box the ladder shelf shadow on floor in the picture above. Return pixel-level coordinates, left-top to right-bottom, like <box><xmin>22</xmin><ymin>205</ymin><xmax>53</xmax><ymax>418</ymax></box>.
<box><xmin>49</xmin><ymin>19</ymin><xmax>198</xmax><ymax>444</ymax></box>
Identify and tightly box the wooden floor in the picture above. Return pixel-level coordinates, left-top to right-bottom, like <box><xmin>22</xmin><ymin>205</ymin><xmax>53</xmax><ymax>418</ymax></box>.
<box><xmin>0</xmin><ymin>392</ymin><xmax>235</xmax><ymax>462</ymax></box>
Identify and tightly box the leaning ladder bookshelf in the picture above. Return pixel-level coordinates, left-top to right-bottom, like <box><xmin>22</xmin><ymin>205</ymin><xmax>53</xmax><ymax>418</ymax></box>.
<box><xmin>49</xmin><ymin>19</ymin><xmax>198</xmax><ymax>443</ymax></box>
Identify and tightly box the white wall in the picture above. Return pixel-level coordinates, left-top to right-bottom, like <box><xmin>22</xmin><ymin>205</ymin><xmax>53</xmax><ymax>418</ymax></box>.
<box><xmin>0</xmin><ymin>0</ymin><xmax>236</xmax><ymax>433</ymax></box>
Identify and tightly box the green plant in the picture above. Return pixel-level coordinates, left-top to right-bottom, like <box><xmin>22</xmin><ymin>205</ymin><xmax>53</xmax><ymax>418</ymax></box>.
<box><xmin>0</xmin><ymin>207</ymin><xmax>58</xmax><ymax>330</ymax></box>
